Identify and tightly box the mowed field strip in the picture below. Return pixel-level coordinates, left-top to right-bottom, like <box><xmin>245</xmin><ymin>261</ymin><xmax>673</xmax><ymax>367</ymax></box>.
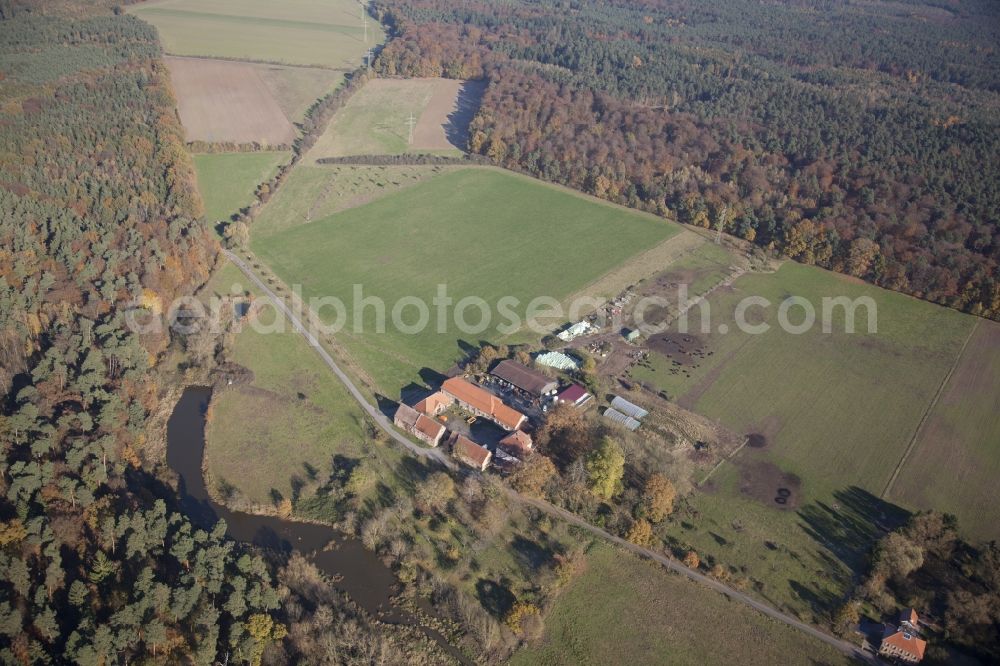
<box><xmin>252</xmin><ymin>167</ymin><xmax>678</xmax><ymax>391</ymax></box>
<box><xmin>129</xmin><ymin>0</ymin><xmax>381</xmax><ymax>67</ymax></box>
<box><xmin>306</xmin><ymin>78</ymin><xmax>486</xmax><ymax>161</ymax></box>
<box><xmin>889</xmin><ymin>319</ymin><xmax>1000</xmax><ymax>541</ymax></box>
<box><xmin>165</xmin><ymin>57</ymin><xmax>296</xmax><ymax>145</ymax></box>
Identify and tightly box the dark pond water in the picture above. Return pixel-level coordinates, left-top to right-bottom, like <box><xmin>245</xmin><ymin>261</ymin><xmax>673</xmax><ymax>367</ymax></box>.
<box><xmin>166</xmin><ymin>386</ymin><xmax>405</xmax><ymax>617</ymax></box>
<box><xmin>167</xmin><ymin>387</ymin><xmax>472</xmax><ymax>663</ymax></box>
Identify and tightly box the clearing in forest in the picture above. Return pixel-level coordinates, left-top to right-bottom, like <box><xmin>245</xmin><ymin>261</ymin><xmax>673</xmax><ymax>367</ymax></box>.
<box><xmin>306</xmin><ymin>78</ymin><xmax>487</xmax><ymax>161</ymax></box>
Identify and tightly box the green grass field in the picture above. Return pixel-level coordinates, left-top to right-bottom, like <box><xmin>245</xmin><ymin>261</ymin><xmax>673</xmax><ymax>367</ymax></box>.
<box><xmin>252</xmin><ymin>167</ymin><xmax>678</xmax><ymax>391</ymax></box>
<box><xmin>622</xmin><ymin>260</ymin><xmax>988</xmax><ymax>618</ymax></box>
<box><xmin>632</xmin><ymin>262</ymin><xmax>974</xmax><ymax>499</ymax></box>
<box><xmin>252</xmin><ymin>164</ymin><xmax>449</xmax><ymax>239</ymax></box>
<box><xmin>194</xmin><ymin>151</ymin><xmax>289</xmax><ymax>225</ymax></box>
<box><xmin>201</xmin><ymin>263</ymin><xmax>395</xmax><ymax>508</ymax></box>
<box><xmin>889</xmin><ymin>319</ymin><xmax>1000</xmax><ymax>542</ymax></box>
<box><xmin>511</xmin><ymin>542</ymin><xmax>853</xmax><ymax>666</ymax></box>
<box><xmin>129</xmin><ymin>0</ymin><xmax>382</xmax><ymax>67</ymax></box>
<box><xmin>306</xmin><ymin>78</ymin><xmax>465</xmax><ymax>160</ymax></box>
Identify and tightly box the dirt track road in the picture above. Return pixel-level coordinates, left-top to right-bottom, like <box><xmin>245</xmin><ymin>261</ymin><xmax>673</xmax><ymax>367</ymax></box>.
<box><xmin>223</xmin><ymin>248</ymin><xmax>873</xmax><ymax>664</ymax></box>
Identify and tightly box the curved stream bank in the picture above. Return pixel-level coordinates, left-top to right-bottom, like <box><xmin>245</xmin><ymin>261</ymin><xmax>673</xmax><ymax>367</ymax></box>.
<box><xmin>166</xmin><ymin>386</ymin><xmax>468</xmax><ymax>662</ymax></box>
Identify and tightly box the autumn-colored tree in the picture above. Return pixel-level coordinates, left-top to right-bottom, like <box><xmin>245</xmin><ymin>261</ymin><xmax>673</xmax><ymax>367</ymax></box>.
<box><xmin>642</xmin><ymin>474</ymin><xmax>676</xmax><ymax>523</ymax></box>
<box><xmin>537</xmin><ymin>403</ymin><xmax>594</xmax><ymax>467</ymax></box>
<box><xmin>683</xmin><ymin>550</ymin><xmax>700</xmax><ymax>569</ymax></box>
<box><xmin>585</xmin><ymin>436</ymin><xmax>625</xmax><ymax>500</ymax></box>
<box><xmin>415</xmin><ymin>471</ymin><xmax>456</xmax><ymax>514</ymax></box>
<box><xmin>504</xmin><ymin>600</ymin><xmax>541</xmax><ymax>636</ymax></box>
<box><xmin>625</xmin><ymin>518</ymin><xmax>653</xmax><ymax>547</ymax></box>
<box><xmin>510</xmin><ymin>453</ymin><xmax>557</xmax><ymax>497</ymax></box>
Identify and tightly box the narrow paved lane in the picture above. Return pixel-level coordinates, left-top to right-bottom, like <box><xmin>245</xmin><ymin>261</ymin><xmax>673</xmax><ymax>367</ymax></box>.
<box><xmin>224</xmin><ymin>249</ymin><xmax>872</xmax><ymax>664</ymax></box>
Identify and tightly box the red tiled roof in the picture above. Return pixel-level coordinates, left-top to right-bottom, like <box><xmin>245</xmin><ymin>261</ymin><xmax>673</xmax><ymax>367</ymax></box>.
<box><xmin>901</xmin><ymin>608</ymin><xmax>919</xmax><ymax>626</ymax></box>
<box><xmin>881</xmin><ymin>626</ymin><xmax>926</xmax><ymax>661</ymax></box>
<box><xmin>414</xmin><ymin>391</ymin><xmax>451</xmax><ymax>415</ymax></box>
<box><xmin>557</xmin><ymin>384</ymin><xmax>589</xmax><ymax>404</ymax></box>
<box><xmin>452</xmin><ymin>434</ymin><xmax>491</xmax><ymax>468</ymax></box>
<box><xmin>414</xmin><ymin>414</ymin><xmax>445</xmax><ymax>442</ymax></box>
<box><xmin>499</xmin><ymin>430</ymin><xmax>533</xmax><ymax>455</ymax></box>
<box><xmin>441</xmin><ymin>377</ymin><xmax>525</xmax><ymax>430</ymax></box>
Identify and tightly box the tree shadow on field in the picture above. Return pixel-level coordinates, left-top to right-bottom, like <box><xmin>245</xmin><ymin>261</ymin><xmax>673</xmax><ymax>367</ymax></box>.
<box><xmin>419</xmin><ymin>366</ymin><xmax>449</xmax><ymax>388</ymax></box>
<box><xmin>797</xmin><ymin>486</ymin><xmax>910</xmax><ymax>576</ymax></box>
<box><xmin>445</xmin><ymin>80</ymin><xmax>487</xmax><ymax>150</ymax></box>
<box><xmin>476</xmin><ymin>578</ymin><xmax>516</xmax><ymax>619</ymax></box>
<box><xmin>374</xmin><ymin>392</ymin><xmax>398</xmax><ymax>419</ymax></box>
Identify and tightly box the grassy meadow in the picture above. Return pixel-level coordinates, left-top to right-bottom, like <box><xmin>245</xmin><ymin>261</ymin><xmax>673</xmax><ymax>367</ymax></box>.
<box><xmin>511</xmin><ymin>542</ymin><xmax>853</xmax><ymax>666</ymax></box>
<box><xmin>201</xmin><ymin>263</ymin><xmax>399</xmax><ymax>508</ymax></box>
<box><xmin>252</xmin><ymin>167</ymin><xmax>678</xmax><ymax>391</ymax></box>
<box><xmin>129</xmin><ymin>0</ymin><xmax>381</xmax><ymax>67</ymax></box>
<box><xmin>306</xmin><ymin>78</ymin><xmax>467</xmax><ymax>160</ymax></box>
<box><xmin>888</xmin><ymin>319</ymin><xmax>1000</xmax><ymax>542</ymax></box>
<box><xmin>194</xmin><ymin>151</ymin><xmax>289</xmax><ymax>225</ymax></box>
<box><xmin>631</xmin><ymin>261</ymin><xmax>975</xmax><ymax>499</ymax></box>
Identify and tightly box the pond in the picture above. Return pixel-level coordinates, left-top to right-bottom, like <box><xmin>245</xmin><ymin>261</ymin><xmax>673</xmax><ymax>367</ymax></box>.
<box><xmin>166</xmin><ymin>386</ymin><xmax>468</xmax><ymax>662</ymax></box>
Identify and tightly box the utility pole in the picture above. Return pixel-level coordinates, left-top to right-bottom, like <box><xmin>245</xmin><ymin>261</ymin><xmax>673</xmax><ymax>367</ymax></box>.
<box><xmin>407</xmin><ymin>112</ymin><xmax>416</xmax><ymax>145</ymax></box>
<box><xmin>364</xmin><ymin>48</ymin><xmax>373</xmax><ymax>71</ymax></box>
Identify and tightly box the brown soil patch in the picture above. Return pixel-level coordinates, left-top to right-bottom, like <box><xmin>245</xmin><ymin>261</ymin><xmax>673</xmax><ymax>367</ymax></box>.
<box><xmin>412</xmin><ymin>79</ymin><xmax>487</xmax><ymax>151</ymax></box>
<box><xmin>165</xmin><ymin>56</ymin><xmax>296</xmax><ymax>145</ymax></box>
<box><xmin>647</xmin><ymin>332</ymin><xmax>711</xmax><ymax>368</ymax></box>
<box><xmin>737</xmin><ymin>458</ymin><xmax>802</xmax><ymax>509</ymax></box>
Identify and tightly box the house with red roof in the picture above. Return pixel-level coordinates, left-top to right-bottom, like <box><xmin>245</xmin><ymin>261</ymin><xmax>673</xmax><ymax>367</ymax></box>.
<box><xmin>441</xmin><ymin>377</ymin><xmax>526</xmax><ymax>431</ymax></box>
<box><xmin>498</xmin><ymin>429</ymin><xmax>533</xmax><ymax>458</ymax></box>
<box><xmin>449</xmin><ymin>433</ymin><xmax>492</xmax><ymax>471</ymax></box>
<box><xmin>393</xmin><ymin>403</ymin><xmax>446</xmax><ymax>446</ymax></box>
<box><xmin>878</xmin><ymin>609</ymin><xmax>926</xmax><ymax>663</ymax></box>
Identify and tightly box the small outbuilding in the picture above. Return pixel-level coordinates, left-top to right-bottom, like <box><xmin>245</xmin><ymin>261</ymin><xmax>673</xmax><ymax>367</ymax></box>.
<box><xmin>394</xmin><ymin>403</ymin><xmax>446</xmax><ymax>446</ymax></box>
<box><xmin>498</xmin><ymin>430</ymin><xmax>533</xmax><ymax>458</ymax></box>
<box><xmin>556</xmin><ymin>384</ymin><xmax>593</xmax><ymax>408</ymax></box>
<box><xmin>622</xmin><ymin>328</ymin><xmax>641</xmax><ymax>343</ymax></box>
<box><xmin>451</xmin><ymin>433</ymin><xmax>492</xmax><ymax>471</ymax></box>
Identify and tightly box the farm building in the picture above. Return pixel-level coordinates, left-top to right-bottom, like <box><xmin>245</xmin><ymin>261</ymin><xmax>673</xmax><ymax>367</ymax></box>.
<box><xmin>441</xmin><ymin>377</ymin><xmax>526</xmax><ymax>431</ymax></box>
<box><xmin>393</xmin><ymin>403</ymin><xmax>446</xmax><ymax>446</ymax></box>
<box><xmin>413</xmin><ymin>391</ymin><xmax>450</xmax><ymax>417</ymax></box>
<box><xmin>536</xmin><ymin>351</ymin><xmax>579</xmax><ymax>370</ymax></box>
<box><xmin>491</xmin><ymin>359</ymin><xmax>558</xmax><ymax>398</ymax></box>
<box><xmin>556</xmin><ymin>320</ymin><xmax>592</xmax><ymax>341</ymax></box>
<box><xmin>622</xmin><ymin>328</ymin><xmax>641</xmax><ymax>343</ymax></box>
<box><xmin>603</xmin><ymin>407</ymin><xmax>642</xmax><ymax>431</ymax></box>
<box><xmin>878</xmin><ymin>609</ymin><xmax>926</xmax><ymax>663</ymax></box>
<box><xmin>450</xmin><ymin>433</ymin><xmax>492</xmax><ymax>471</ymax></box>
<box><xmin>498</xmin><ymin>430</ymin><xmax>533</xmax><ymax>458</ymax></box>
<box><xmin>556</xmin><ymin>384</ymin><xmax>593</xmax><ymax>408</ymax></box>
<box><xmin>611</xmin><ymin>395</ymin><xmax>649</xmax><ymax>420</ymax></box>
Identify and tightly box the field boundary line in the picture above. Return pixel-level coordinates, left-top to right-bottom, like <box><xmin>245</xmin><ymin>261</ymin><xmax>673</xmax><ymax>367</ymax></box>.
<box><xmin>698</xmin><ymin>435</ymin><xmax>749</xmax><ymax>487</ymax></box>
<box><xmin>881</xmin><ymin>317</ymin><xmax>980</xmax><ymax>499</ymax></box>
